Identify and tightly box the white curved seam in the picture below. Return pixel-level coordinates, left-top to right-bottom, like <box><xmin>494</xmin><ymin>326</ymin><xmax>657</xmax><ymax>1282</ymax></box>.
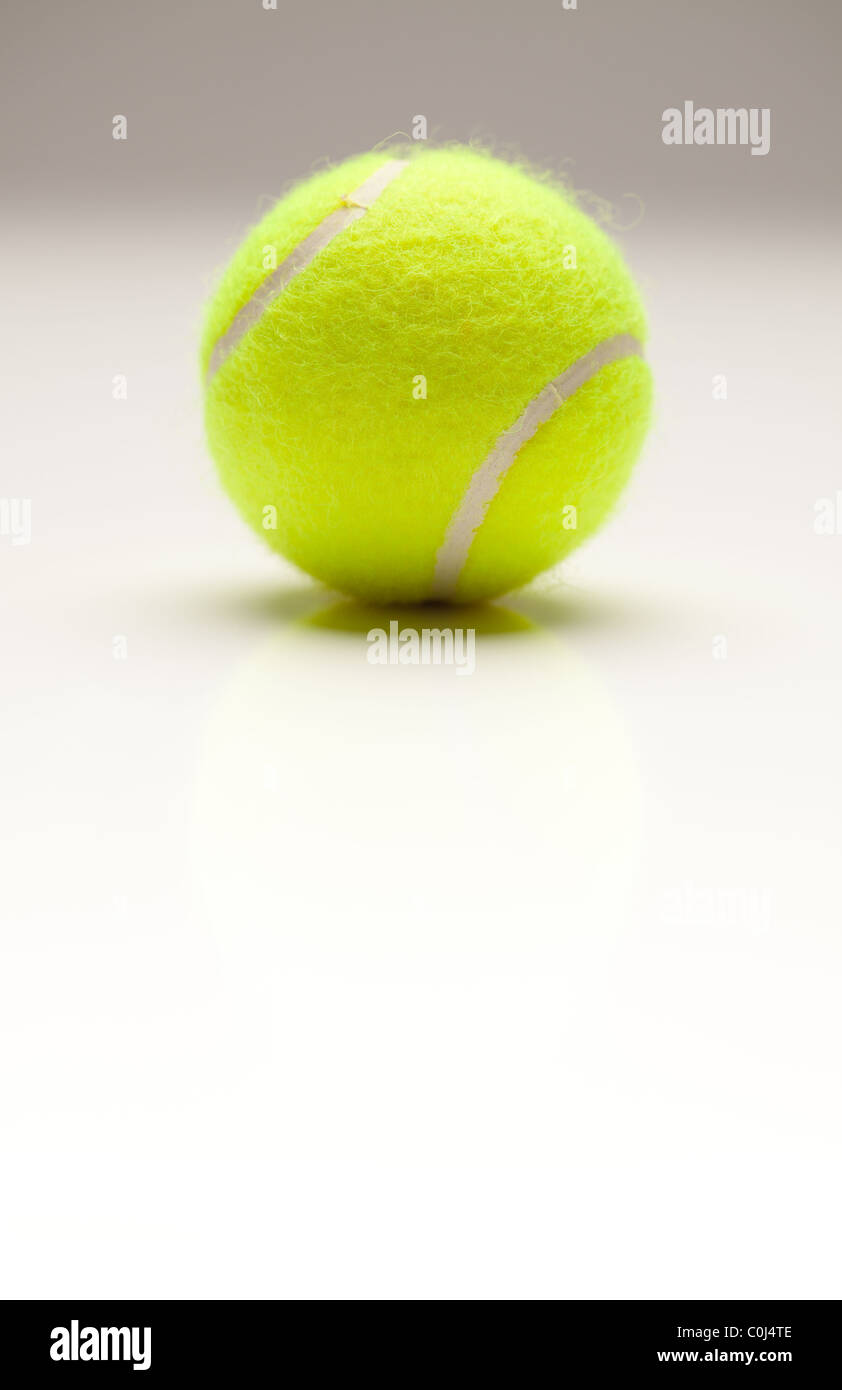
<box><xmin>205</xmin><ymin>158</ymin><xmax>409</xmax><ymax>384</ymax></box>
<box><xmin>430</xmin><ymin>332</ymin><xmax>644</xmax><ymax>599</ymax></box>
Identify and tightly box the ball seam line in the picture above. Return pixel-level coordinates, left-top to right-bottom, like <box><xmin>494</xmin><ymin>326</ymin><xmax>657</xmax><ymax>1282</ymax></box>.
<box><xmin>205</xmin><ymin>158</ymin><xmax>410</xmax><ymax>384</ymax></box>
<box><xmin>429</xmin><ymin>333</ymin><xmax>644</xmax><ymax>599</ymax></box>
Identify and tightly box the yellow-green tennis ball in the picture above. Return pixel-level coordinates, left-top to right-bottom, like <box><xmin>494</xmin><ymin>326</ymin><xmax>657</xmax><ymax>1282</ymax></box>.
<box><xmin>201</xmin><ymin>146</ymin><xmax>653</xmax><ymax>603</ymax></box>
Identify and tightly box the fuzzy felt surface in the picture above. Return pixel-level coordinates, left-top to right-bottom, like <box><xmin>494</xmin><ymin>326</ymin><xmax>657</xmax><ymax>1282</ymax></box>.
<box><xmin>201</xmin><ymin>146</ymin><xmax>653</xmax><ymax>602</ymax></box>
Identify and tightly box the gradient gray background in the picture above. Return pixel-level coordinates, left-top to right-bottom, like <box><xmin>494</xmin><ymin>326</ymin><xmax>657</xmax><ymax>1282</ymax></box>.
<box><xmin>1</xmin><ymin>1</ymin><xmax>840</xmax><ymax>1300</ymax></box>
<box><xmin>3</xmin><ymin>0</ymin><xmax>839</xmax><ymax>216</ymax></box>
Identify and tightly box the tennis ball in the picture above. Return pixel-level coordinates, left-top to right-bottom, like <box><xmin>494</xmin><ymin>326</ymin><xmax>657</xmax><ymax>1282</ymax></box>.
<box><xmin>201</xmin><ymin>146</ymin><xmax>652</xmax><ymax>603</ymax></box>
